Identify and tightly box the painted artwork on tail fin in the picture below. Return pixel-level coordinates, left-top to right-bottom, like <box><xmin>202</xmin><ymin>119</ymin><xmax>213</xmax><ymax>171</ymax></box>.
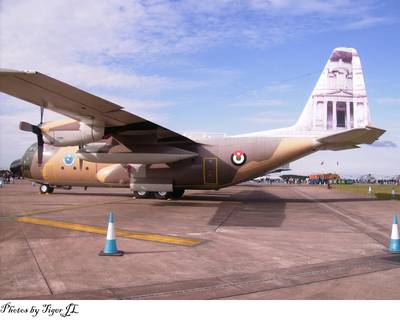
<box><xmin>295</xmin><ymin>47</ymin><xmax>371</xmax><ymax>132</ymax></box>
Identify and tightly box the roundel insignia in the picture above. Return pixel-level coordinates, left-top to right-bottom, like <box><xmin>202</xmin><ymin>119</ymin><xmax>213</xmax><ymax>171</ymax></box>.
<box><xmin>63</xmin><ymin>154</ymin><xmax>75</xmax><ymax>166</ymax></box>
<box><xmin>231</xmin><ymin>150</ymin><xmax>247</xmax><ymax>166</ymax></box>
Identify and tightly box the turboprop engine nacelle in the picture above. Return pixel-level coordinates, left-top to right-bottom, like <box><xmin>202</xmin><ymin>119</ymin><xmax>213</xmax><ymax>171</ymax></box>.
<box><xmin>42</xmin><ymin>120</ymin><xmax>105</xmax><ymax>147</ymax></box>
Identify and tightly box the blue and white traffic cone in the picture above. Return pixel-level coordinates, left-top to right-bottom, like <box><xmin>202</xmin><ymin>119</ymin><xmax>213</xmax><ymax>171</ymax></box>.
<box><xmin>99</xmin><ymin>212</ymin><xmax>124</xmax><ymax>256</ymax></box>
<box><xmin>389</xmin><ymin>215</ymin><xmax>400</xmax><ymax>254</ymax></box>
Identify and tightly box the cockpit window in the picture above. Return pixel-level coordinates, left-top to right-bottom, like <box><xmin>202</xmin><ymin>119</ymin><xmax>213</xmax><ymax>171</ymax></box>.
<box><xmin>27</xmin><ymin>143</ymin><xmax>37</xmax><ymax>152</ymax></box>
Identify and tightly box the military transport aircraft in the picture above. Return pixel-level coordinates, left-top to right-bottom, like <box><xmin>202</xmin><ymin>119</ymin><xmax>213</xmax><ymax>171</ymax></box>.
<box><xmin>0</xmin><ymin>47</ymin><xmax>385</xmax><ymax>199</ymax></box>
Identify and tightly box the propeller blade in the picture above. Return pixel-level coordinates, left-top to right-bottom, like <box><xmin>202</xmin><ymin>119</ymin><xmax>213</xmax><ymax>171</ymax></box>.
<box><xmin>37</xmin><ymin>141</ymin><xmax>44</xmax><ymax>165</ymax></box>
<box><xmin>19</xmin><ymin>121</ymin><xmax>42</xmax><ymax>135</ymax></box>
<box><xmin>36</xmin><ymin>130</ymin><xmax>44</xmax><ymax>145</ymax></box>
<box><xmin>19</xmin><ymin>121</ymin><xmax>34</xmax><ymax>132</ymax></box>
<box><xmin>19</xmin><ymin>121</ymin><xmax>44</xmax><ymax>165</ymax></box>
<box><xmin>31</xmin><ymin>124</ymin><xmax>42</xmax><ymax>136</ymax></box>
<box><xmin>36</xmin><ymin>129</ymin><xmax>44</xmax><ymax>165</ymax></box>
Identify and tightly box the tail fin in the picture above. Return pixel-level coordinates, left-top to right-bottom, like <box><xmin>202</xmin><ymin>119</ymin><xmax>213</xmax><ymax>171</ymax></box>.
<box><xmin>295</xmin><ymin>47</ymin><xmax>371</xmax><ymax>132</ymax></box>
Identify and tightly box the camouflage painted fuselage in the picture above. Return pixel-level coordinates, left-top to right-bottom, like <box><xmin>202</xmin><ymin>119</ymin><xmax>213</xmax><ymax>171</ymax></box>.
<box><xmin>6</xmin><ymin>47</ymin><xmax>384</xmax><ymax>192</ymax></box>
<box><xmin>21</xmin><ymin>136</ymin><xmax>315</xmax><ymax>190</ymax></box>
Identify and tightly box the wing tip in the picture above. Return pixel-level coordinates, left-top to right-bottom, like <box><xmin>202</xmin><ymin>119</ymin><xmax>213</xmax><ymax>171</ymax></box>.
<box><xmin>366</xmin><ymin>125</ymin><xmax>386</xmax><ymax>135</ymax></box>
<box><xmin>0</xmin><ymin>68</ymin><xmax>37</xmax><ymax>75</ymax></box>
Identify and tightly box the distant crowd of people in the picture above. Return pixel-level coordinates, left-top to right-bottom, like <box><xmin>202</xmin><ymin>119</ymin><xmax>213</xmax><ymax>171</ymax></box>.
<box><xmin>252</xmin><ymin>176</ymin><xmax>400</xmax><ymax>186</ymax></box>
<box><xmin>0</xmin><ymin>171</ymin><xmax>20</xmax><ymax>186</ymax></box>
<box><xmin>253</xmin><ymin>177</ymin><xmax>308</xmax><ymax>184</ymax></box>
<box><xmin>282</xmin><ymin>177</ymin><xmax>308</xmax><ymax>184</ymax></box>
<box><xmin>334</xmin><ymin>178</ymin><xmax>399</xmax><ymax>185</ymax></box>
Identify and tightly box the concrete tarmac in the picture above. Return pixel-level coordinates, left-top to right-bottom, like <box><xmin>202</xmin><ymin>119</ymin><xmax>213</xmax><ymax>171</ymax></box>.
<box><xmin>1</xmin><ymin>180</ymin><xmax>400</xmax><ymax>300</ymax></box>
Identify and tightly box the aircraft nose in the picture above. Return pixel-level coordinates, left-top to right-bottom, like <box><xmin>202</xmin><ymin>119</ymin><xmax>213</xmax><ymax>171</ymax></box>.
<box><xmin>10</xmin><ymin>158</ymin><xmax>22</xmax><ymax>177</ymax></box>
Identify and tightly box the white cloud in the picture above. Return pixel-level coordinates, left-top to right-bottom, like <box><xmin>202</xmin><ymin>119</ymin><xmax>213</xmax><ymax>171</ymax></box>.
<box><xmin>376</xmin><ymin>97</ymin><xmax>400</xmax><ymax>104</ymax></box>
<box><xmin>0</xmin><ymin>96</ymin><xmax>64</xmax><ymax>168</ymax></box>
<box><xmin>0</xmin><ymin>0</ymin><xmax>390</xmax><ymax>92</ymax></box>
<box><xmin>244</xmin><ymin>111</ymin><xmax>295</xmax><ymax>126</ymax></box>
<box><xmin>2</xmin><ymin>0</ymin><xmax>388</xmax><ymax>74</ymax></box>
<box><xmin>0</xmin><ymin>0</ymin><xmax>211</xmax><ymax>92</ymax></box>
<box><xmin>54</xmin><ymin>64</ymin><xmax>170</xmax><ymax>91</ymax></box>
<box><xmin>227</xmin><ymin>99</ymin><xmax>286</xmax><ymax>108</ymax></box>
<box><xmin>343</xmin><ymin>16</ymin><xmax>394</xmax><ymax>30</ymax></box>
<box><xmin>249</xmin><ymin>0</ymin><xmax>370</xmax><ymax>15</ymax></box>
<box><xmin>371</xmin><ymin>140</ymin><xmax>397</xmax><ymax>148</ymax></box>
<box><xmin>265</xmin><ymin>83</ymin><xmax>292</xmax><ymax>92</ymax></box>
<box><xmin>102</xmin><ymin>95</ymin><xmax>174</xmax><ymax>125</ymax></box>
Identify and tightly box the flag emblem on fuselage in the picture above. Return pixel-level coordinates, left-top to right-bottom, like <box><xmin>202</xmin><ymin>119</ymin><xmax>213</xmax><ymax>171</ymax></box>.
<box><xmin>63</xmin><ymin>154</ymin><xmax>75</xmax><ymax>166</ymax></box>
<box><xmin>231</xmin><ymin>150</ymin><xmax>247</xmax><ymax>166</ymax></box>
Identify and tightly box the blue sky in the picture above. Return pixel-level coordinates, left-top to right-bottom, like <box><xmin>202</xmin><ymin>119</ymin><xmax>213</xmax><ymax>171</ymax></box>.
<box><xmin>1</xmin><ymin>0</ymin><xmax>399</xmax><ymax>177</ymax></box>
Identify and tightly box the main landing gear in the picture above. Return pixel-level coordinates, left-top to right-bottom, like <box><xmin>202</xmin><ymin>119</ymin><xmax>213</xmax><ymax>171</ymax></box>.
<box><xmin>133</xmin><ymin>191</ymin><xmax>152</xmax><ymax>198</ymax></box>
<box><xmin>133</xmin><ymin>188</ymin><xmax>185</xmax><ymax>200</ymax></box>
<box><xmin>39</xmin><ymin>184</ymin><xmax>54</xmax><ymax>194</ymax></box>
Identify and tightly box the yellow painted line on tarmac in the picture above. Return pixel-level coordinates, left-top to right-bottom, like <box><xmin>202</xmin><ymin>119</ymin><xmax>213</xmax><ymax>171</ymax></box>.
<box><xmin>16</xmin><ymin>217</ymin><xmax>203</xmax><ymax>247</ymax></box>
<box><xmin>167</xmin><ymin>199</ymin><xmax>241</xmax><ymax>205</ymax></box>
<box><xmin>5</xmin><ymin>199</ymin><xmax>239</xmax><ymax>219</ymax></box>
<box><xmin>6</xmin><ymin>198</ymin><xmax>129</xmax><ymax>219</ymax></box>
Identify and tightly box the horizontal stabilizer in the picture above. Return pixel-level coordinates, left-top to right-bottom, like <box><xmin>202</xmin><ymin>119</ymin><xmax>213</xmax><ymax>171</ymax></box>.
<box><xmin>267</xmin><ymin>163</ymin><xmax>291</xmax><ymax>174</ymax></box>
<box><xmin>317</xmin><ymin>126</ymin><xmax>385</xmax><ymax>149</ymax></box>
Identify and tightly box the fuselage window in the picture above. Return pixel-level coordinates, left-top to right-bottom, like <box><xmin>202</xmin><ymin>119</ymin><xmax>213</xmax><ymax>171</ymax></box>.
<box><xmin>27</xmin><ymin>143</ymin><xmax>36</xmax><ymax>152</ymax></box>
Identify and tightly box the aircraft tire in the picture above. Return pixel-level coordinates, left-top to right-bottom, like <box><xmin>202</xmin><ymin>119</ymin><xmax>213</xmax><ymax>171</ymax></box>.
<box><xmin>153</xmin><ymin>189</ymin><xmax>185</xmax><ymax>200</ymax></box>
<box><xmin>171</xmin><ymin>188</ymin><xmax>185</xmax><ymax>199</ymax></box>
<box><xmin>40</xmin><ymin>184</ymin><xmax>52</xmax><ymax>194</ymax></box>
<box><xmin>153</xmin><ymin>191</ymin><xmax>169</xmax><ymax>199</ymax></box>
<box><xmin>133</xmin><ymin>191</ymin><xmax>151</xmax><ymax>199</ymax></box>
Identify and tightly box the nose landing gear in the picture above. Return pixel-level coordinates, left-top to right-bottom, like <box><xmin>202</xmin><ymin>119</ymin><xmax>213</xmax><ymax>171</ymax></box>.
<box><xmin>39</xmin><ymin>184</ymin><xmax>54</xmax><ymax>194</ymax></box>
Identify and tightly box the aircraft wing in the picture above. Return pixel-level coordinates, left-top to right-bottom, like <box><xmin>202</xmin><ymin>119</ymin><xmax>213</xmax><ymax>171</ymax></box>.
<box><xmin>317</xmin><ymin>126</ymin><xmax>385</xmax><ymax>150</ymax></box>
<box><xmin>0</xmin><ymin>69</ymin><xmax>195</xmax><ymax>145</ymax></box>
